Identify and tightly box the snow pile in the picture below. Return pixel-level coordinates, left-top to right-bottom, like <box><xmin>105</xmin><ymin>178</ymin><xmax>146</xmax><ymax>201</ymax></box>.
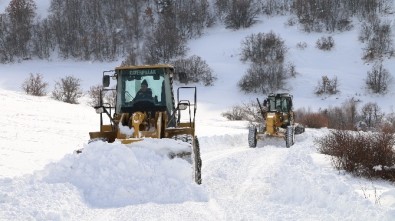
<box><xmin>37</xmin><ymin>140</ymin><xmax>207</xmax><ymax>208</ymax></box>
<box><xmin>118</xmin><ymin>124</ymin><xmax>134</xmax><ymax>138</ymax></box>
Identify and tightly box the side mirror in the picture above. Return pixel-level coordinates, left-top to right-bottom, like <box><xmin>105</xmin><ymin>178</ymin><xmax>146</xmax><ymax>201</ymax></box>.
<box><xmin>178</xmin><ymin>103</ymin><xmax>188</xmax><ymax>110</ymax></box>
<box><xmin>95</xmin><ymin>106</ymin><xmax>104</xmax><ymax>114</ymax></box>
<box><xmin>103</xmin><ymin>75</ymin><xmax>110</xmax><ymax>87</ymax></box>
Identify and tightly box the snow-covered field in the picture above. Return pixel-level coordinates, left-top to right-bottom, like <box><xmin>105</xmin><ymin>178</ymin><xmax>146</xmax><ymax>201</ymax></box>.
<box><xmin>1</xmin><ymin>1</ymin><xmax>395</xmax><ymax>220</ymax></box>
<box><xmin>1</xmin><ymin>88</ymin><xmax>395</xmax><ymax>220</ymax></box>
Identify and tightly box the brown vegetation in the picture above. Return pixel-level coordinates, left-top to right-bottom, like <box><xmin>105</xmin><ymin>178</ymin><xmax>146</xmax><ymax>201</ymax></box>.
<box><xmin>316</xmin><ymin>129</ymin><xmax>395</xmax><ymax>181</ymax></box>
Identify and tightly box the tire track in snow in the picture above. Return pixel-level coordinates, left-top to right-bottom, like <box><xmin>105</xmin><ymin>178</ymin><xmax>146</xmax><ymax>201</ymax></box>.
<box><xmin>201</xmin><ymin>143</ymin><xmax>289</xmax><ymax>220</ymax></box>
<box><xmin>235</xmin><ymin>146</ymin><xmax>288</xmax><ymax>201</ymax></box>
<box><xmin>202</xmin><ymin>147</ymin><xmax>250</xmax><ymax>164</ymax></box>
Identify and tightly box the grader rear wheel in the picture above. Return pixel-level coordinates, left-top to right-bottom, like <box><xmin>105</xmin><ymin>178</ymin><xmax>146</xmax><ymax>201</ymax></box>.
<box><xmin>285</xmin><ymin>126</ymin><xmax>295</xmax><ymax>148</ymax></box>
<box><xmin>193</xmin><ymin>137</ymin><xmax>202</xmax><ymax>184</ymax></box>
<box><xmin>172</xmin><ymin>134</ymin><xmax>202</xmax><ymax>184</ymax></box>
<box><xmin>248</xmin><ymin>126</ymin><xmax>257</xmax><ymax>148</ymax></box>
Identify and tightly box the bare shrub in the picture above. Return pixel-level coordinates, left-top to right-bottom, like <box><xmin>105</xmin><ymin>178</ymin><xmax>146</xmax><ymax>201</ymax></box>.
<box><xmin>286</xmin><ymin>17</ymin><xmax>297</xmax><ymax>26</ymax></box>
<box><xmin>316</xmin><ymin>36</ymin><xmax>334</xmax><ymax>51</ymax></box>
<box><xmin>238</xmin><ymin>62</ymin><xmax>288</xmax><ymax>93</ymax></box>
<box><xmin>292</xmin><ymin>0</ymin><xmax>352</xmax><ymax>32</ymax></box>
<box><xmin>260</xmin><ymin>0</ymin><xmax>291</xmax><ymax>15</ymax></box>
<box><xmin>383</xmin><ymin>112</ymin><xmax>395</xmax><ymax>133</ymax></box>
<box><xmin>172</xmin><ymin>55</ymin><xmax>216</xmax><ymax>86</ymax></box>
<box><xmin>87</xmin><ymin>84</ymin><xmax>101</xmax><ymax>107</ymax></box>
<box><xmin>359</xmin><ymin>21</ymin><xmax>374</xmax><ymax>43</ymax></box>
<box><xmin>104</xmin><ymin>87</ymin><xmax>117</xmax><ymax>107</ymax></box>
<box><xmin>52</xmin><ymin>75</ymin><xmax>83</xmax><ymax>104</ymax></box>
<box><xmin>87</xmin><ymin>84</ymin><xmax>116</xmax><ymax>107</ymax></box>
<box><xmin>288</xmin><ymin>63</ymin><xmax>298</xmax><ymax>77</ymax></box>
<box><xmin>365</xmin><ymin>62</ymin><xmax>391</xmax><ymax>94</ymax></box>
<box><xmin>297</xmin><ymin>112</ymin><xmax>329</xmax><ymax>129</ymax></box>
<box><xmin>323</xmin><ymin>101</ymin><xmax>357</xmax><ymax>131</ymax></box>
<box><xmin>316</xmin><ymin>130</ymin><xmax>395</xmax><ymax>181</ymax></box>
<box><xmin>21</xmin><ymin>73</ymin><xmax>48</xmax><ymax>96</ymax></box>
<box><xmin>238</xmin><ymin>31</ymin><xmax>291</xmax><ymax>94</ymax></box>
<box><xmin>224</xmin><ymin>0</ymin><xmax>260</xmax><ymax>30</ymax></box>
<box><xmin>361</xmin><ymin>102</ymin><xmax>383</xmax><ymax>129</ymax></box>
<box><xmin>240</xmin><ymin>31</ymin><xmax>287</xmax><ymax>64</ymax></box>
<box><xmin>121</xmin><ymin>52</ymin><xmax>138</xmax><ymax>66</ymax></box>
<box><xmin>360</xmin><ymin>18</ymin><xmax>393</xmax><ymax>61</ymax></box>
<box><xmin>143</xmin><ymin>16</ymin><xmax>187</xmax><ymax>64</ymax></box>
<box><xmin>221</xmin><ymin>105</ymin><xmax>245</xmax><ymax>121</ymax></box>
<box><xmin>221</xmin><ymin>100</ymin><xmax>262</xmax><ymax>122</ymax></box>
<box><xmin>296</xmin><ymin>42</ymin><xmax>307</xmax><ymax>50</ymax></box>
<box><xmin>315</xmin><ymin>75</ymin><xmax>339</xmax><ymax>95</ymax></box>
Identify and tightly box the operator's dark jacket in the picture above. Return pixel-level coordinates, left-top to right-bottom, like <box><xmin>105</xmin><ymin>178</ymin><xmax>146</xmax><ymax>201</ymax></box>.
<box><xmin>135</xmin><ymin>88</ymin><xmax>152</xmax><ymax>100</ymax></box>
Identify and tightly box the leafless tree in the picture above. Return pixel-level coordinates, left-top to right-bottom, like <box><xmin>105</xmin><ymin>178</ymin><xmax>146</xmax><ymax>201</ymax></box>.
<box><xmin>239</xmin><ymin>31</ymin><xmax>291</xmax><ymax>93</ymax></box>
<box><xmin>30</xmin><ymin>18</ymin><xmax>53</xmax><ymax>59</ymax></box>
<box><xmin>6</xmin><ymin>0</ymin><xmax>36</xmax><ymax>59</ymax></box>
<box><xmin>240</xmin><ymin>31</ymin><xmax>287</xmax><ymax>64</ymax></box>
<box><xmin>173</xmin><ymin>55</ymin><xmax>216</xmax><ymax>86</ymax></box>
<box><xmin>143</xmin><ymin>14</ymin><xmax>187</xmax><ymax>64</ymax></box>
<box><xmin>172</xmin><ymin>0</ymin><xmax>213</xmax><ymax>38</ymax></box>
<box><xmin>88</xmin><ymin>84</ymin><xmax>116</xmax><ymax>107</ymax></box>
<box><xmin>322</xmin><ymin>106</ymin><xmax>351</xmax><ymax>130</ymax></box>
<box><xmin>121</xmin><ymin>52</ymin><xmax>138</xmax><ymax>66</ymax></box>
<box><xmin>260</xmin><ymin>0</ymin><xmax>292</xmax><ymax>15</ymax></box>
<box><xmin>224</xmin><ymin>0</ymin><xmax>260</xmax><ymax>29</ymax></box>
<box><xmin>0</xmin><ymin>13</ymin><xmax>12</xmax><ymax>62</ymax></box>
<box><xmin>52</xmin><ymin>75</ymin><xmax>83</xmax><ymax>104</ymax></box>
<box><xmin>361</xmin><ymin>102</ymin><xmax>383</xmax><ymax>128</ymax></box>
<box><xmin>238</xmin><ymin>62</ymin><xmax>288</xmax><ymax>93</ymax></box>
<box><xmin>221</xmin><ymin>100</ymin><xmax>261</xmax><ymax>122</ymax></box>
<box><xmin>315</xmin><ymin>75</ymin><xmax>339</xmax><ymax>95</ymax></box>
<box><xmin>316</xmin><ymin>36</ymin><xmax>335</xmax><ymax>51</ymax></box>
<box><xmin>343</xmin><ymin>98</ymin><xmax>359</xmax><ymax>129</ymax></box>
<box><xmin>365</xmin><ymin>62</ymin><xmax>391</xmax><ymax>94</ymax></box>
<box><xmin>21</xmin><ymin>73</ymin><xmax>48</xmax><ymax>96</ymax></box>
<box><xmin>87</xmin><ymin>84</ymin><xmax>102</xmax><ymax>107</ymax></box>
<box><xmin>360</xmin><ymin>18</ymin><xmax>393</xmax><ymax>61</ymax></box>
<box><xmin>292</xmin><ymin>0</ymin><xmax>351</xmax><ymax>32</ymax></box>
<box><xmin>214</xmin><ymin>0</ymin><xmax>230</xmax><ymax>19</ymax></box>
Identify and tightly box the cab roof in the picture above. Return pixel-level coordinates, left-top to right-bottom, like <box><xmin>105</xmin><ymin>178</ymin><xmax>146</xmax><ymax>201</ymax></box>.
<box><xmin>115</xmin><ymin>64</ymin><xmax>174</xmax><ymax>70</ymax></box>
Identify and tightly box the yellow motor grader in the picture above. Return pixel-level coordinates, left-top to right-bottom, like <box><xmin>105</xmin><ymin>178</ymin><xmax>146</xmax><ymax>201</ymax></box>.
<box><xmin>88</xmin><ymin>64</ymin><xmax>202</xmax><ymax>184</ymax></box>
<box><xmin>248</xmin><ymin>93</ymin><xmax>304</xmax><ymax>148</ymax></box>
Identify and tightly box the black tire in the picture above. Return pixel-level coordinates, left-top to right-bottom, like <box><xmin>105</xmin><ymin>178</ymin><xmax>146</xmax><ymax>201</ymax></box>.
<box><xmin>285</xmin><ymin>126</ymin><xmax>295</xmax><ymax>148</ymax></box>
<box><xmin>193</xmin><ymin>137</ymin><xmax>202</xmax><ymax>184</ymax></box>
<box><xmin>248</xmin><ymin>126</ymin><xmax>257</xmax><ymax>148</ymax></box>
<box><xmin>172</xmin><ymin>134</ymin><xmax>202</xmax><ymax>184</ymax></box>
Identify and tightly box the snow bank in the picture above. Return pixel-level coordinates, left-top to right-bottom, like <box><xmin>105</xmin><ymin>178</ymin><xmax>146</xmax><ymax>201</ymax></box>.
<box><xmin>40</xmin><ymin>140</ymin><xmax>207</xmax><ymax>208</ymax></box>
<box><xmin>0</xmin><ymin>139</ymin><xmax>207</xmax><ymax>214</ymax></box>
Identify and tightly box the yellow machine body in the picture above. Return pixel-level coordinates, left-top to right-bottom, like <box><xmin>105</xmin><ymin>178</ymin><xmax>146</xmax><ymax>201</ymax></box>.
<box><xmin>88</xmin><ymin>64</ymin><xmax>202</xmax><ymax>184</ymax></box>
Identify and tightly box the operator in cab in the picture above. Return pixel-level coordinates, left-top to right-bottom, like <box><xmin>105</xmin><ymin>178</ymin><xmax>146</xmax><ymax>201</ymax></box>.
<box><xmin>135</xmin><ymin>79</ymin><xmax>153</xmax><ymax>100</ymax></box>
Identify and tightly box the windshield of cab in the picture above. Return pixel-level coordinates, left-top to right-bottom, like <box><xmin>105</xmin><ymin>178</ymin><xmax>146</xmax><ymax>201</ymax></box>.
<box><xmin>118</xmin><ymin>69</ymin><xmax>166</xmax><ymax>107</ymax></box>
<box><xmin>268</xmin><ymin>97</ymin><xmax>289</xmax><ymax>112</ymax></box>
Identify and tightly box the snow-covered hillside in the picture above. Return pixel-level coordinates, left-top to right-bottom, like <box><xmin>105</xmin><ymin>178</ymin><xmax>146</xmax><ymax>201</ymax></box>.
<box><xmin>1</xmin><ymin>88</ymin><xmax>395</xmax><ymax>220</ymax></box>
<box><xmin>1</xmin><ymin>1</ymin><xmax>395</xmax><ymax>220</ymax></box>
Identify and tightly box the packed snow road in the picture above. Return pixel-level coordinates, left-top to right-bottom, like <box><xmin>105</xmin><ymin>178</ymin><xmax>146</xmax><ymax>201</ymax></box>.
<box><xmin>199</xmin><ymin>132</ymin><xmax>389</xmax><ymax>221</ymax></box>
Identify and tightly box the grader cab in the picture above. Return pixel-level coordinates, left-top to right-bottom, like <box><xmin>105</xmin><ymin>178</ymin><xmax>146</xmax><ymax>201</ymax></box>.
<box><xmin>89</xmin><ymin>64</ymin><xmax>202</xmax><ymax>184</ymax></box>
